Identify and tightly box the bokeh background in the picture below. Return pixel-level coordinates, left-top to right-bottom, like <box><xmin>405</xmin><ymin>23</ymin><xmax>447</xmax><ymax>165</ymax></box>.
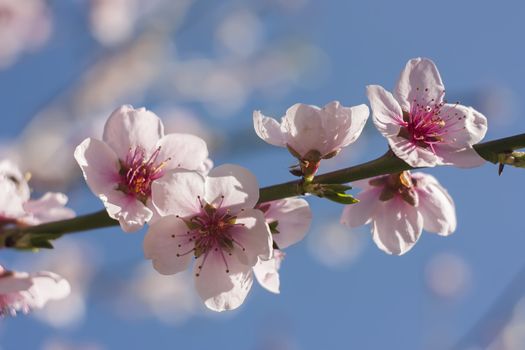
<box><xmin>0</xmin><ymin>0</ymin><xmax>524</xmax><ymax>349</ymax></box>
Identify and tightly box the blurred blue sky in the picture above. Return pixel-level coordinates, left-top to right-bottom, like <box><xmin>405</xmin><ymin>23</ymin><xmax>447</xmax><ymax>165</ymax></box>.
<box><xmin>0</xmin><ymin>0</ymin><xmax>524</xmax><ymax>349</ymax></box>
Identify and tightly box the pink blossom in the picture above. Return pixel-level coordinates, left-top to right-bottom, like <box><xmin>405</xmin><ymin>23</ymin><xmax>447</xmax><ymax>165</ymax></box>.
<box><xmin>254</xmin><ymin>101</ymin><xmax>369</xmax><ymax>178</ymax></box>
<box><xmin>0</xmin><ymin>265</ymin><xmax>70</xmax><ymax>317</ymax></box>
<box><xmin>0</xmin><ymin>0</ymin><xmax>52</xmax><ymax>68</ymax></box>
<box><xmin>74</xmin><ymin>105</ymin><xmax>209</xmax><ymax>232</ymax></box>
<box><xmin>367</xmin><ymin>58</ymin><xmax>488</xmax><ymax>168</ymax></box>
<box><xmin>253</xmin><ymin>197</ymin><xmax>311</xmax><ymax>293</ymax></box>
<box><xmin>341</xmin><ymin>171</ymin><xmax>456</xmax><ymax>255</ymax></box>
<box><xmin>0</xmin><ymin>160</ymin><xmax>75</xmax><ymax>226</ymax></box>
<box><xmin>143</xmin><ymin>164</ymin><xmax>272</xmax><ymax>312</ymax></box>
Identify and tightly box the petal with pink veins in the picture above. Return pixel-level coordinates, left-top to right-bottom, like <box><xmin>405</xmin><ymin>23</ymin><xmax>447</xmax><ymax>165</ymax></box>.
<box><xmin>102</xmin><ymin>105</ymin><xmax>164</xmax><ymax>160</ymax></box>
<box><xmin>371</xmin><ymin>199</ymin><xmax>423</xmax><ymax>255</ymax></box>
<box><xmin>394</xmin><ymin>57</ymin><xmax>445</xmax><ymax>111</ymax></box>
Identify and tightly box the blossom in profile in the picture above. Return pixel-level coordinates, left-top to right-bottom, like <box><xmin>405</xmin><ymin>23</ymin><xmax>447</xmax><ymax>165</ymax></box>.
<box><xmin>367</xmin><ymin>57</ymin><xmax>488</xmax><ymax>168</ymax></box>
<box><xmin>0</xmin><ymin>0</ymin><xmax>52</xmax><ymax>68</ymax></box>
<box><xmin>253</xmin><ymin>197</ymin><xmax>311</xmax><ymax>293</ymax></box>
<box><xmin>74</xmin><ymin>105</ymin><xmax>209</xmax><ymax>232</ymax></box>
<box><xmin>253</xmin><ymin>250</ymin><xmax>285</xmax><ymax>294</ymax></box>
<box><xmin>0</xmin><ymin>160</ymin><xmax>75</xmax><ymax>227</ymax></box>
<box><xmin>341</xmin><ymin>171</ymin><xmax>456</xmax><ymax>255</ymax></box>
<box><xmin>254</xmin><ymin>101</ymin><xmax>369</xmax><ymax>179</ymax></box>
<box><xmin>0</xmin><ymin>265</ymin><xmax>70</xmax><ymax>316</ymax></box>
<box><xmin>144</xmin><ymin>164</ymin><xmax>272</xmax><ymax>312</ymax></box>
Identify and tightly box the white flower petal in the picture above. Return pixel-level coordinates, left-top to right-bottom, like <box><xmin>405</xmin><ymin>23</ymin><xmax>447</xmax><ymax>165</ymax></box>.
<box><xmin>263</xmin><ymin>197</ymin><xmax>311</xmax><ymax>249</ymax></box>
<box><xmin>394</xmin><ymin>57</ymin><xmax>445</xmax><ymax>111</ymax></box>
<box><xmin>441</xmin><ymin>104</ymin><xmax>488</xmax><ymax>146</ymax></box>
<box><xmin>253</xmin><ymin>110</ymin><xmax>286</xmax><ymax>147</ymax></box>
<box><xmin>366</xmin><ymin>85</ymin><xmax>404</xmax><ymax>137</ymax></box>
<box><xmin>371</xmin><ymin>199</ymin><xmax>423</xmax><ymax>255</ymax></box>
<box><xmin>205</xmin><ymin>164</ymin><xmax>259</xmax><ymax>212</ymax></box>
<box><xmin>281</xmin><ymin>103</ymin><xmax>325</xmax><ymax>157</ymax></box>
<box><xmin>144</xmin><ymin>215</ymin><xmax>194</xmax><ymax>275</ymax></box>
<box><xmin>151</xmin><ymin>169</ymin><xmax>205</xmax><ymax>217</ymax></box>
<box><xmin>156</xmin><ymin>133</ymin><xmax>209</xmax><ymax>171</ymax></box>
<box><xmin>194</xmin><ymin>251</ymin><xmax>253</xmax><ymax>312</ymax></box>
<box><xmin>102</xmin><ymin>105</ymin><xmax>164</xmax><ymax>160</ymax></box>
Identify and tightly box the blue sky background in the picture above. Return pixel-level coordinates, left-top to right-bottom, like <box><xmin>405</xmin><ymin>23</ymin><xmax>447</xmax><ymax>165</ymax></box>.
<box><xmin>1</xmin><ymin>0</ymin><xmax>524</xmax><ymax>349</ymax></box>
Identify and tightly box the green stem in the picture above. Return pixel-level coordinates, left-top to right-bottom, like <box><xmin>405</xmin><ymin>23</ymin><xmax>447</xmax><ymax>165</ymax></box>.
<box><xmin>2</xmin><ymin>132</ymin><xmax>525</xmax><ymax>244</ymax></box>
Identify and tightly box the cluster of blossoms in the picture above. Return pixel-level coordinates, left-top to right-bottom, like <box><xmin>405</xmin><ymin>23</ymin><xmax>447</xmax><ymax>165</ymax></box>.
<box><xmin>0</xmin><ymin>160</ymin><xmax>73</xmax><ymax>315</ymax></box>
<box><xmin>0</xmin><ymin>57</ymin><xmax>489</xmax><ymax>315</ymax></box>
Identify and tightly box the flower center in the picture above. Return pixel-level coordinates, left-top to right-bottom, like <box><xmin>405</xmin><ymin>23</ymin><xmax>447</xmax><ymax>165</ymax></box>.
<box><xmin>176</xmin><ymin>196</ymin><xmax>245</xmax><ymax>276</ymax></box>
<box><xmin>398</xmin><ymin>100</ymin><xmax>447</xmax><ymax>152</ymax></box>
<box><xmin>117</xmin><ymin>146</ymin><xmax>170</xmax><ymax>204</ymax></box>
<box><xmin>369</xmin><ymin>171</ymin><xmax>418</xmax><ymax>206</ymax></box>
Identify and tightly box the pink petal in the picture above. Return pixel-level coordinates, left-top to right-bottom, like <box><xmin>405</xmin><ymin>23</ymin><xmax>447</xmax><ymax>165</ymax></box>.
<box><xmin>194</xmin><ymin>250</ymin><xmax>253</xmax><ymax>312</ymax></box>
<box><xmin>366</xmin><ymin>85</ymin><xmax>404</xmax><ymax>137</ymax></box>
<box><xmin>102</xmin><ymin>105</ymin><xmax>164</xmax><ymax>160</ymax></box>
<box><xmin>151</xmin><ymin>169</ymin><xmax>205</xmax><ymax>217</ymax></box>
<box><xmin>413</xmin><ymin>173</ymin><xmax>457</xmax><ymax>236</ymax></box>
<box><xmin>144</xmin><ymin>215</ymin><xmax>193</xmax><ymax>275</ymax></box>
<box><xmin>371</xmin><ymin>198</ymin><xmax>423</xmax><ymax>255</ymax></box>
<box><xmin>434</xmin><ymin>145</ymin><xmax>486</xmax><ymax>168</ymax></box>
<box><xmin>340</xmin><ymin>187</ymin><xmax>381</xmax><ymax>228</ymax></box>
<box><xmin>264</xmin><ymin>197</ymin><xmax>312</xmax><ymax>249</ymax></box>
<box><xmin>231</xmin><ymin>209</ymin><xmax>273</xmax><ymax>265</ymax></box>
<box><xmin>205</xmin><ymin>164</ymin><xmax>259</xmax><ymax>213</ymax></box>
<box><xmin>156</xmin><ymin>133</ymin><xmax>209</xmax><ymax>171</ymax></box>
<box><xmin>103</xmin><ymin>191</ymin><xmax>153</xmax><ymax>232</ymax></box>
<box><xmin>253</xmin><ymin>110</ymin><xmax>286</xmax><ymax>147</ymax></box>
<box><xmin>387</xmin><ymin>136</ymin><xmax>438</xmax><ymax>167</ymax></box>
<box><xmin>394</xmin><ymin>57</ymin><xmax>445</xmax><ymax>111</ymax></box>
<box><xmin>22</xmin><ymin>192</ymin><xmax>75</xmax><ymax>225</ymax></box>
<box><xmin>74</xmin><ymin>138</ymin><xmax>120</xmax><ymax>195</ymax></box>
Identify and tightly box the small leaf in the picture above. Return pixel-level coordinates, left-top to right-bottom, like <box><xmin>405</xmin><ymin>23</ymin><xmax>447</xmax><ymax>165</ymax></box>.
<box><xmin>323</xmin><ymin>192</ymin><xmax>359</xmax><ymax>205</ymax></box>
<box><xmin>268</xmin><ymin>221</ymin><xmax>280</xmax><ymax>234</ymax></box>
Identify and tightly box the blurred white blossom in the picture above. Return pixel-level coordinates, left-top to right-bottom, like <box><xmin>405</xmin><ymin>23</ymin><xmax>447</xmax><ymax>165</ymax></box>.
<box><xmin>0</xmin><ymin>0</ymin><xmax>52</xmax><ymax>68</ymax></box>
